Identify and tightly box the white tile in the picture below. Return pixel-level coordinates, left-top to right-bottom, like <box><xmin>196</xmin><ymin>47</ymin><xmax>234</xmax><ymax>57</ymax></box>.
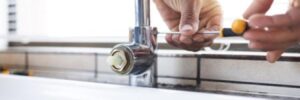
<box><xmin>157</xmin><ymin>57</ymin><xmax>197</xmax><ymax>78</ymax></box>
<box><xmin>0</xmin><ymin>53</ymin><xmax>25</xmax><ymax>66</ymax></box>
<box><xmin>158</xmin><ymin>77</ymin><xmax>196</xmax><ymax>86</ymax></box>
<box><xmin>200</xmin><ymin>81</ymin><xmax>300</xmax><ymax>98</ymax></box>
<box><xmin>29</xmin><ymin>54</ymin><xmax>95</xmax><ymax>71</ymax></box>
<box><xmin>201</xmin><ymin>58</ymin><xmax>300</xmax><ymax>86</ymax></box>
<box><xmin>31</xmin><ymin>70</ymin><xmax>95</xmax><ymax>82</ymax></box>
<box><xmin>97</xmin><ymin>55</ymin><xmax>113</xmax><ymax>73</ymax></box>
<box><xmin>97</xmin><ymin>74</ymin><xmax>129</xmax><ymax>85</ymax></box>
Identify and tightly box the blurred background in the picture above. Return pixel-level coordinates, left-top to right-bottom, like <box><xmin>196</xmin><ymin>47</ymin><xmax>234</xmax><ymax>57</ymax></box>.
<box><xmin>1</xmin><ymin>1</ymin><xmax>300</xmax><ymax>99</ymax></box>
<box><xmin>0</xmin><ymin>0</ymin><xmax>290</xmax><ymax>42</ymax></box>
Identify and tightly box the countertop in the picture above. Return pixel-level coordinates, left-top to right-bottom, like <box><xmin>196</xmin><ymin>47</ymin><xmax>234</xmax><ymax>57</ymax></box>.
<box><xmin>0</xmin><ymin>75</ymin><xmax>268</xmax><ymax>100</ymax></box>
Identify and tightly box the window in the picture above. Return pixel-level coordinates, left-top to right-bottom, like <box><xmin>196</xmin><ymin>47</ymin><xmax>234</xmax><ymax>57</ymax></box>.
<box><xmin>6</xmin><ymin>0</ymin><xmax>290</xmax><ymax>43</ymax></box>
<box><xmin>0</xmin><ymin>0</ymin><xmax>7</xmax><ymax>35</ymax></box>
<box><xmin>219</xmin><ymin>0</ymin><xmax>289</xmax><ymax>27</ymax></box>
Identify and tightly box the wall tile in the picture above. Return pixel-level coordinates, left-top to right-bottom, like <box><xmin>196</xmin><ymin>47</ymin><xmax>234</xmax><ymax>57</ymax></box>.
<box><xmin>97</xmin><ymin>55</ymin><xmax>113</xmax><ymax>73</ymax></box>
<box><xmin>201</xmin><ymin>58</ymin><xmax>300</xmax><ymax>86</ymax></box>
<box><xmin>29</xmin><ymin>53</ymin><xmax>95</xmax><ymax>71</ymax></box>
<box><xmin>157</xmin><ymin>57</ymin><xmax>197</xmax><ymax>78</ymax></box>
<box><xmin>158</xmin><ymin>77</ymin><xmax>196</xmax><ymax>86</ymax></box>
<box><xmin>200</xmin><ymin>81</ymin><xmax>300</xmax><ymax>98</ymax></box>
<box><xmin>0</xmin><ymin>53</ymin><xmax>25</xmax><ymax>67</ymax></box>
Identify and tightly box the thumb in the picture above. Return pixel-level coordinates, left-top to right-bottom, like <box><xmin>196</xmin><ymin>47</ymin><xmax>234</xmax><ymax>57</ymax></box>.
<box><xmin>243</xmin><ymin>0</ymin><xmax>274</xmax><ymax>19</ymax></box>
<box><xmin>266</xmin><ymin>49</ymin><xmax>284</xmax><ymax>63</ymax></box>
<box><xmin>179</xmin><ymin>0</ymin><xmax>201</xmax><ymax>36</ymax></box>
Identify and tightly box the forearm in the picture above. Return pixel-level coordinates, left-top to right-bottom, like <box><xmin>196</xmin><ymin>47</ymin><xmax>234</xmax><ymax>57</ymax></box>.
<box><xmin>160</xmin><ymin>0</ymin><xmax>202</xmax><ymax>13</ymax></box>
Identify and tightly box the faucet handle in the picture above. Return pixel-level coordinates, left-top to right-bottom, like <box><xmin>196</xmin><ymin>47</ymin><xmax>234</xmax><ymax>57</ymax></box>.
<box><xmin>108</xmin><ymin>46</ymin><xmax>133</xmax><ymax>75</ymax></box>
<box><xmin>107</xmin><ymin>54</ymin><xmax>124</xmax><ymax>69</ymax></box>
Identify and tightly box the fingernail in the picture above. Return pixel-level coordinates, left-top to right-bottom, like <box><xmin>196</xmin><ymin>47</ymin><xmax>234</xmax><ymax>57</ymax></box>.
<box><xmin>267</xmin><ymin>55</ymin><xmax>276</xmax><ymax>63</ymax></box>
<box><xmin>266</xmin><ymin>55</ymin><xmax>273</xmax><ymax>63</ymax></box>
<box><xmin>181</xmin><ymin>25</ymin><xmax>193</xmax><ymax>32</ymax></box>
<box><xmin>267</xmin><ymin>53</ymin><xmax>280</xmax><ymax>63</ymax></box>
<box><xmin>248</xmin><ymin>43</ymin><xmax>255</xmax><ymax>49</ymax></box>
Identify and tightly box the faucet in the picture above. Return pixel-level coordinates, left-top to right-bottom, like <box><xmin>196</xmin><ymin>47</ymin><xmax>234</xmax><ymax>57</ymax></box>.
<box><xmin>106</xmin><ymin>0</ymin><xmax>243</xmax><ymax>87</ymax></box>
<box><xmin>108</xmin><ymin>0</ymin><xmax>157</xmax><ymax>87</ymax></box>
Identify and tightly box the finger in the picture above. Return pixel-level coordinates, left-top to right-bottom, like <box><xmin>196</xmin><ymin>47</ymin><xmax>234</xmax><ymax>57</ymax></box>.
<box><xmin>179</xmin><ymin>0</ymin><xmax>201</xmax><ymax>44</ymax></box>
<box><xmin>266</xmin><ymin>50</ymin><xmax>285</xmax><ymax>63</ymax></box>
<box><xmin>243</xmin><ymin>28</ymin><xmax>298</xmax><ymax>44</ymax></box>
<box><xmin>202</xmin><ymin>41</ymin><xmax>213</xmax><ymax>47</ymax></box>
<box><xmin>248</xmin><ymin>9</ymin><xmax>300</xmax><ymax>28</ymax></box>
<box><xmin>172</xmin><ymin>34</ymin><xmax>181</xmax><ymax>46</ymax></box>
<box><xmin>248</xmin><ymin>41</ymin><xmax>292</xmax><ymax>51</ymax></box>
<box><xmin>165</xmin><ymin>34</ymin><xmax>177</xmax><ymax>46</ymax></box>
<box><xmin>202</xmin><ymin>24</ymin><xmax>220</xmax><ymax>42</ymax></box>
<box><xmin>206</xmin><ymin>15</ymin><xmax>222</xmax><ymax>31</ymax></box>
<box><xmin>153</xmin><ymin>0</ymin><xmax>180</xmax><ymax>31</ymax></box>
<box><xmin>181</xmin><ymin>42</ymin><xmax>204</xmax><ymax>52</ymax></box>
<box><xmin>243</xmin><ymin>0</ymin><xmax>274</xmax><ymax>19</ymax></box>
<box><xmin>203</xmin><ymin>14</ymin><xmax>221</xmax><ymax>40</ymax></box>
<box><xmin>192</xmin><ymin>33</ymin><xmax>205</xmax><ymax>43</ymax></box>
<box><xmin>203</xmin><ymin>34</ymin><xmax>218</xmax><ymax>42</ymax></box>
<box><xmin>192</xmin><ymin>24</ymin><xmax>219</xmax><ymax>45</ymax></box>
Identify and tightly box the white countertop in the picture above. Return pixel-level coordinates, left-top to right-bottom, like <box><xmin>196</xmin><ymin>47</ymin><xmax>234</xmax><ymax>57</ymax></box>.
<box><xmin>0</xmin><ymin>75</ymin><xmax>268</xmax><ymax>100</ymax></box>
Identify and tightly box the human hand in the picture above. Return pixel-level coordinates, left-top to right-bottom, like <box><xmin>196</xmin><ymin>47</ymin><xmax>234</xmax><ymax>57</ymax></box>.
<box><xmin>154</xmin><ymin>0</ymin><xmax>222</xmax><ymax>51</ymax></box>
<box><xmin>243</xmin><ymin>0</ymin><xmax>300</xmax><ymax>63</ymax></box>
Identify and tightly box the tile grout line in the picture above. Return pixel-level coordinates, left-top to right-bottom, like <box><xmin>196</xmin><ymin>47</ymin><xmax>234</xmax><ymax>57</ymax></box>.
<box><xmin>94</xmin><ymin>53</ymin><xmax>98</xmax><ymax>79</ymax></box>
<box><xmin>196</xmin><ymin>56</ymin><xmax>201</xmax><ymax>89</ymax></box>
<box><xmin>201</xmin><ymin>79</ymin><xmax>300</xmax><ymax>89</ymax></box>
<box><xmin>154</xmin><ymin>56</ymin><xmax>158</xmax><ymax>87</ymax></box>
<box><xmin>25</xmin><ymin>52</ymin><xmax>29</xmax><ymax>71</ymax></box>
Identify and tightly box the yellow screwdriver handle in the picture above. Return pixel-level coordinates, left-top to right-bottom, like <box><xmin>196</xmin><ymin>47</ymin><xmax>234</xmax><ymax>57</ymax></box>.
<box><xmin>231</xmin><ymin>19</ymin><xmax>248</xmax><ymax>35</ymax></box>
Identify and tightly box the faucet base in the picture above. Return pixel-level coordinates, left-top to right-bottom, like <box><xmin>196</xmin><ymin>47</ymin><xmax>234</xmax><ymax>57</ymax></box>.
<box><xmin>129</xmin><ymin>58</ymin><xmax>157</xmax><ymax>87</ymax></box>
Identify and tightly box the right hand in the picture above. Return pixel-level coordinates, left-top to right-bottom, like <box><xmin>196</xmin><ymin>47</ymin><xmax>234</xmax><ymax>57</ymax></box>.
<box><xmin>243</xmin><ymin>0</ymin><xmax>300</xmax><ymax>63</ymax></box>
<box><xmin>153</xmin><ymin>0</ymin><xmax>222</xmax><ymax>51</ymax></box>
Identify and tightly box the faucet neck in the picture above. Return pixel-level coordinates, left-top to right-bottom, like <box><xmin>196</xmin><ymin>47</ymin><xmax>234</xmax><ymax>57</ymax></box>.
<box><xmin>135</xmin><ymin>0</ymin><xmax>150</xmax><ymax>27</ymax></box>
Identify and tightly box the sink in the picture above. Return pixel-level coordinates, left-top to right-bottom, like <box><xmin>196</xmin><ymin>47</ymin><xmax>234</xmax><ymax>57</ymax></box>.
<box><xmin>0</xmin><ymin>75</ymin><xmax>267</xmax><ymax>100</ymax></box>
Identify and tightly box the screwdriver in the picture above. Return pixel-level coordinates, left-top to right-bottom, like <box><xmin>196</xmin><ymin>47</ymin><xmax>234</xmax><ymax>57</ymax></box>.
<box><xmin>159</xmin><ymin>19</ymin><xmax>248</xmax><ymax>37</ymax></box>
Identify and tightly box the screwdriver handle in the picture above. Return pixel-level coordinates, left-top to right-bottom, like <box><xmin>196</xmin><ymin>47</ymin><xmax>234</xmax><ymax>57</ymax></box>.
<box><xmin>220</xmin><ymin>19</ymin><xmax>248</xmax><ymax>37</ymax></box>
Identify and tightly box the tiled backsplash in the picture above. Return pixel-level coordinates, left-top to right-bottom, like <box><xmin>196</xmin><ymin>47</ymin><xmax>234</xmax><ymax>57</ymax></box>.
<box><xmin>0</xmin><ymin>53</ymin><xmax>26</xmax><ymax>68</ymax></box>
<box><xmin>1</xmin><ymin>47</ymin><xmax>300</xmax><ymax>98</ymax></box>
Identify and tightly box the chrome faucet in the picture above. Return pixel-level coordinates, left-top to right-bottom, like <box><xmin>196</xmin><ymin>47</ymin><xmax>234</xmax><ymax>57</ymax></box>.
<box><xmin>108</xmin><ymin>0</ymin><xmax>157</xmax><ymax>87</ymax></box>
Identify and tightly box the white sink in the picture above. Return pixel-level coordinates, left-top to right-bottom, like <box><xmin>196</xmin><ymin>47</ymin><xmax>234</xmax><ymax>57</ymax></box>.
<box><xmin>0</xmin><ymin>75</ymin><xmax>268</xmax><ymax>100</ymax></box>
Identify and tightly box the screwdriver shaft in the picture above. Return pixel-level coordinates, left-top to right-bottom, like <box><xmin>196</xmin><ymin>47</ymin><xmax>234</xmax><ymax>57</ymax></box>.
<box><xmin>159</xmin><ymin>31</ymin><xmax>220</xmax><ymax>35</ymax></box>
